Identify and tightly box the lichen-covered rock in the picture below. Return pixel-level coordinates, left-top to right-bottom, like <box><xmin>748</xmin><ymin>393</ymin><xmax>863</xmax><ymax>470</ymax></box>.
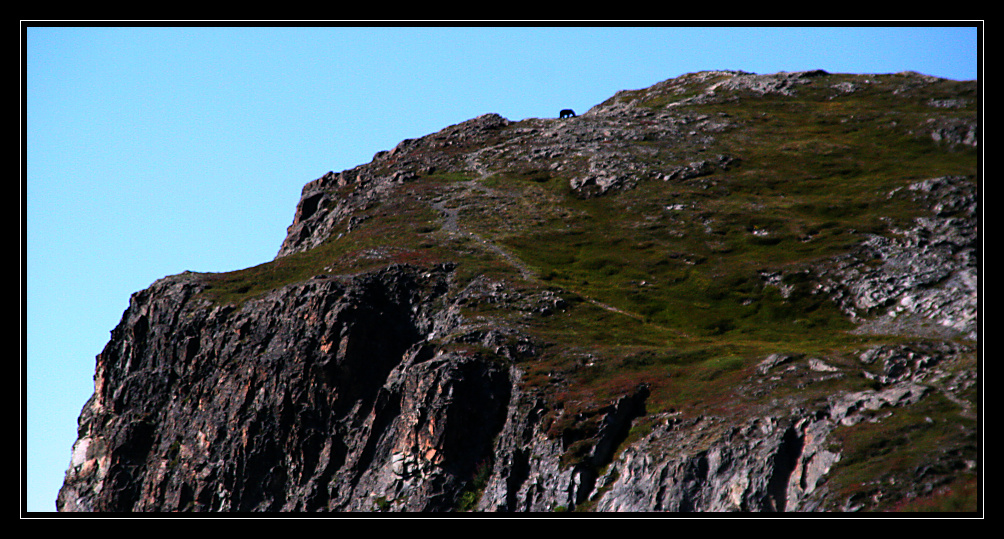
<box><xmin>817</xmin><ymin>176</ymin><xmax>978</xmax><ymax>341</ymax></box>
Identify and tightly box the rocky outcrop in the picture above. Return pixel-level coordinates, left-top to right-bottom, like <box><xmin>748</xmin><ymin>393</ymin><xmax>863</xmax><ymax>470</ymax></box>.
<box><xmin>592</xmin><ymin>413</ymin><xmax>833</xmax><ymax>512</ymax></box>
<box><xmin>54</xmin><ymin>262</ymin><xmax>654</xmax><ymax>512</ymax></box>
<box><xmin>58</xmin><ymin>265</ymin><xmax>468</xmax><ymax>511</ymax></box>
<box><xmin>817</xmin><ymin>175</ymin><xmax>978</xmax><ymax>341</ymax></box>
<box><xmin>58</xmin><ymin>70</ymin><xmax>979</xmax><ymax>513</ymax></box>
<box><xmin>277</xmin><ymin>113</ymin><xmax>512</xmax><ymax>258</ymax></box>
<box><xmin>588</xmin><ymin>338</ymin><xmax>975</xmax><ymax>512</ymax></box>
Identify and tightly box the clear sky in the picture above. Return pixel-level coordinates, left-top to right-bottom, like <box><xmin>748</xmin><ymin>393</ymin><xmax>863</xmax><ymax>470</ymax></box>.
<box><xmin>23</xmin><ymin>23</ymin><xmax>980</xmax><ymax>513</ymax></box>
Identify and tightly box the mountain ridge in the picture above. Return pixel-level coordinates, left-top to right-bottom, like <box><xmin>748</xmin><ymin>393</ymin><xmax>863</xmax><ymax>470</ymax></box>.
<box><xmin>58</xmin><ymin>69</ymin><xmax>979</xmax><ymax>513</ymax></box>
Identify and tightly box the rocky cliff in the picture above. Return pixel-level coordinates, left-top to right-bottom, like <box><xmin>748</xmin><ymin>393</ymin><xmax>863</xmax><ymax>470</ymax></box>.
<box><xmin>57</xmin><ymin>70</ymin><xmax>979</xmax><ymax>513</ymax></box>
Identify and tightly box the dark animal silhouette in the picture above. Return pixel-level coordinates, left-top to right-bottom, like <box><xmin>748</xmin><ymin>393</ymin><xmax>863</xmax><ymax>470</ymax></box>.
<box><xmin>559</xmin><ymin>109</ymin><xmax>576</xmax><ymax>118</ymax></box>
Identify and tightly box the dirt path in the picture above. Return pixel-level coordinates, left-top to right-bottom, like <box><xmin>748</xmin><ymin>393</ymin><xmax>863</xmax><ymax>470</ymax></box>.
<box><xmin>430</xmin><ymin>147</ymin><xmax>650</xmax><ymax>324</ymax></box>
<box><xmin>429</xmin><ymin>150</ymin><xmax>536</xmax><ymax>282</ymax></box>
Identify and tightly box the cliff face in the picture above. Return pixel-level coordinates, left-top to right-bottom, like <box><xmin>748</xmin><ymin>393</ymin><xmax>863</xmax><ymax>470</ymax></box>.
<box><xmin>58</xmin><ymin>70</ymin><xmax>979</xmax><ymax>513</ymax></box>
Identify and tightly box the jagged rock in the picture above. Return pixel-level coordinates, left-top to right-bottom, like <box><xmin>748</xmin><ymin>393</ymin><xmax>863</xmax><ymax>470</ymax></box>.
<box><xmin>592</xmin><ymin>414</ymin><xmax>839</xmax><ymax>512</ymax></box>
<box><xmin>757</xmin><ymin>353</ymin><xmax>803</xmax><ymax>375</ymax></box>
<box><xmin>856</xmin><ymin>341</ymin><xmax>970</xmax><ymax>385</ymax></box>
<box><xmin>817</xmin><ymin>176</ymin><xmax>977</xmax><ymax>341</ymax></box>
<box><xmin>705</xmin><ymin>69</ymin><xmax>829</xmax><ymax>97</ymax></box>
<box><xmin>58</xmin><ymin>265</ymin><xmax>483</xmax><ymax>511</ymax></box>
<box><xmin>926</xmin><ymin>116</ymin><xmax>978</xmax><ymax>147</ymax></box>
<box><xmin>828</xmin><ymin>382</ymin><xmax>930</xmax><ymax>427</ymax></box>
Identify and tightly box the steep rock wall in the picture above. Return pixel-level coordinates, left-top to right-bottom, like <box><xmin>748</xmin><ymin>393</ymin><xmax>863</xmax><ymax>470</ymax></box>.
<box><xmin>57</xmin><ymin>264</ymin><xmax>508</xmax><ymax>511</ymax></box>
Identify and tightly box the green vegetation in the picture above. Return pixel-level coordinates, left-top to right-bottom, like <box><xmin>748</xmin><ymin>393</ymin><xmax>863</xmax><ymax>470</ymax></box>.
<box><xmin>888</xmin><ymin>478</ymin><xmax>978</xmax><ymax>512</ymax></box>
<box><xmin>373</xmin><ymin>496</ymin><xmax>392</xmax><ymax>511</ymax></box>
<box><xmin>202</xmin><ymin>72</ymin><xmax>975</xmax><ymax>418</ymax></box>
<box><xmin>456</xmin><ymin>460</ymin><xmax>493</xmax><ymax>511</ymax></box>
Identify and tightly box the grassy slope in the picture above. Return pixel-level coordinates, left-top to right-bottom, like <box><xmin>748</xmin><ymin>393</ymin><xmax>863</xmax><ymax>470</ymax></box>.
<box><xmin>490</xmin><ymin>72</ymin><xmax>975</xmax><ymax>408</ymax></box>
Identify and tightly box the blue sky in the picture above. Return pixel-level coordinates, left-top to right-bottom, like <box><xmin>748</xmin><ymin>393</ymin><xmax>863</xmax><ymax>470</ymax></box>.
<box><xmin>23</xmin><ymin>24</ymin><xmax>980</xmax><ymax>513</ymax></box>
